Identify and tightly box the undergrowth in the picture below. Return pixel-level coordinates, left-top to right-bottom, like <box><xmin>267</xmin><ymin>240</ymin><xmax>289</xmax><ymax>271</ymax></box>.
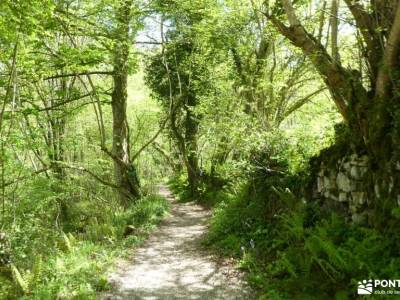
<box><xmin>168</xmin><ymin>129</ymin><xmax>400</xmax><ymax>299</ymax></box>
<box><xmin>203</xmin><ymin>183</ymin><xmax>400</xmax><ymax>299</ymax></box>
<box><xmin>0</xmin><ymin>193</ymin><xmax>169</xmax><ymax>299</ymax></box>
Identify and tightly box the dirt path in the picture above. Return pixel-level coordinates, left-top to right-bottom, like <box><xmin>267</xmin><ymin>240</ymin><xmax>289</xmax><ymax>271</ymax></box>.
<box><xmin>102</xmin><ymin>185</ymin><xmax>254</xmax><ymax>300</ymax></box>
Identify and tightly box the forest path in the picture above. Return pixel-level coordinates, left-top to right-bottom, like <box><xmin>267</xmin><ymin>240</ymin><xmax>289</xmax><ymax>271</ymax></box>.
<box><xmin>101</xmin><ymin>185</ymin><xmax>253</xmax><ymax>300</ymax></box>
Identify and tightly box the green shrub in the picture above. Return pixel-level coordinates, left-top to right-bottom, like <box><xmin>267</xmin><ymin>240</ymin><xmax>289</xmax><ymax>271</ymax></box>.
<box><xmin>205</xmin><ymin>185</ymin><xmax>400</xmax><ymax>299</ymax></box>
<box><xmin>0</xmin><ymin>275</ymin><xmax>16</xmax><ymax>300</ymax></box>
<box><xmin>168</xmin><ymin>174</ymin><xmax>193</xmax><ymax>203</ymax></box>
<box><xmin>0</xmin><ymin>189</ymin><xmax>169</xmax><ymax>299</ymax></box>
<box><xmin>131</xmin><ymin>194</ymin><xmax>170</xmax><ymax>228</ymax></box>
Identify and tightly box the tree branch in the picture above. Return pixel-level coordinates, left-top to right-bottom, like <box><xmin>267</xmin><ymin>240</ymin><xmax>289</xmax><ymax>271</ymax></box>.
<box><xmin>37</xmin><ymin>92</ymin><xmax>93</xmax><ymax>111</ymax></box>
<box><xmin>152</xmin><ymin>142</ymin><xmax>178</xmax><ymax>171</ymax></box>
<box><xmin>58</xmin><ymin>163</ymin><xmax>121</xmax><ymax>189</ymax></box>
<box><xmin>1</xmin><ymin>167</ymin><xmax>50</xmax><ymax>188</ymax></box>
<box><xmin>44</xmin><ymin>71</ymin><xmax>113</xmax><ymax>80</ymax></box>
<box><xmin>284</xmin><ymin>87</ymin><xmax>326</xmax><ymax>119</ymax></box>
<box><xmin>375</xmin><ymin>1</ymin><xmax>400</xmax><ymax>99</ymax></box>
<box><xmin>131</xmin><ymin>117</ymin><xmax>168</xmax><ymax>162</ymax></box>
<box><xmin>343</xmin><ymin>0</ymin><xmax>382</xmax><ymax>81</ymax></box>
<box><xmin>0</xmin><ymin>42</ymin><xmax>18</xmax><ymax>134</ymax></box>
<box><xmin>267</xmin><ymin>0</ymin><xmax>371</xmax><ymax>121</ymax></box>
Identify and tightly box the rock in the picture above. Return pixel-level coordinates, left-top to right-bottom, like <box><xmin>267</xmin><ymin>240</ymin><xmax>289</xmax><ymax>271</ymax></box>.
<box><xmin>342</xmin><ymin>162</ymin><xmax>351</xmax><ymax>171</ymax></box>
<box><xmin>356</xmin><ymin>155</ymin><xmax>369</xmax><ymax>166</ymax></box>
<box><xmin>350</xmin><ymin>153</ymin><xmax>358</xmax><ymax>161</ymax></box>
<box><xmin>389</xmin><ymin>177</ymin><xmax>394</xmax><ymax>193</ymax></box>
<box><xmin>359</xmin><ymin>155</ymin><xmax>369</xmax><ymax>165</ymax></box>
<box><xmin>350</xmin><ymin>166</ymin><xmax>358</xmax><ymax>179</ymax></box>
<box><xmin>337</xmin><ymin>172</ymin><xmax>352</xmax><ymax>192</ymax></box>
<box><xmin>350</xmin><ymin>155</ymin><xmax>369</xmax><ymax>167</ymax></box>
<box><xmin>339</xmin><ymin>192</ymin><xmax>348</xmax><ymax>202</ymax></box>
<box><xmin>350</xmin><ymin>154</ymin><xmax>369</xmax><ymax>167</ymax></box>
<box><xmin>352</xmin><ymin>212</ymin><xmax>368</xmax><ymax>224</ymax></box>
<box><xmin>351</xmin><ymin>192</ymin><xmax>367</xmax><ymax>206</ymax></box>
<box><xmin>324</xmin><ymin>191</ymin><xmax>338</xmax><ymax>201</ymax></box>
<box><xmin>349</xmin><ymin>178</ymin><xmax>358</xmax><ymax>191</ymax></box>
<box><xmin>374</xmin><ymin>183</ymin><xmax>380</xmax><ymax>198</ymax></box>
<box><xmin>350</xmin><ymin>165</ymin><xmax>367</xmax><ymax>179</ymax></box>
<box><xmin>317</xmin><ymin>177</ymin><xmax>323</xmax><ymax>192</ymax></box>
<box><xmin>323</xmin><ymin>176</ymin><xmax>335</xmax><ymax>190</ymax></box>
<box><xmin>318</xmin><ymin>168</ymin><xmax>326</xmax><ymax>177</ymax></box>
<box><xmin>312</xmin><ymin>153</ymin><xmax>377</xmax><ymax>222</ymax></box>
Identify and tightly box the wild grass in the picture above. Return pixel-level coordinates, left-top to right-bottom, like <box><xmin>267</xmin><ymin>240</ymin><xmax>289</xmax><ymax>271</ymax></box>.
<box><xmin>0</xmin><ymin>193</ymin><xmax>169</xmax><ymax>300</ymax></box>
<box><xmin>199</xmin><ymin>180</ymin><xmax>400</xmax><ymax>300</ymax></box>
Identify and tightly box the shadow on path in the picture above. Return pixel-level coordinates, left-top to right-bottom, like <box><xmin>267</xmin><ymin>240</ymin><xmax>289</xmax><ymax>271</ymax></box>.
<box><xmin>102</xmin><ymin>185</ymin><xmax>253</xmax><ymax>300</ymax></box>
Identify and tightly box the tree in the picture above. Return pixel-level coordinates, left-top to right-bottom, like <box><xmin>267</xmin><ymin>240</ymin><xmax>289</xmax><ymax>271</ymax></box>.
<box><xmin>145</xmin><ymin>0</ymin><xmax>225</xmax><ymax>195</ymax></box>
<box><xmin>204</xmin><ymin>0</ymin><xmax>328</xmax><ymax>129</ymax></box>
<box><xmin>0</xmin><ymin>0</ymin><xmax>146</xmax><ymax>209</ymax></box>
<box><xmin>146</xmin><ymin>36</ymin><xmax>204</xmax><ymax>195</ymax></box>
<box><xmin>110</xmin><ymin>0</ymin><xmax>141</xmax><ymax>205</ymax></box>
<box><xmin>267</xmin><ymin>0</ymin><xmax>400</xmax><ymax>159</ymax></box>
<box><xmin>267</xmin><ymin>0</ymin><xmax>400</xmax><ymax>198</ymax></box>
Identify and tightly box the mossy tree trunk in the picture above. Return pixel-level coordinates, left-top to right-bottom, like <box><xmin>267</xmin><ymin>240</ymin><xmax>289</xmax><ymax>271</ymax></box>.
<box><xmin>111</xmin><ymin>0</ymin><xmax>140</xmax><ymax>206</ymax></box>
<box><xmin>184</xmin><ymin>96</ymin><xmax>201</xmax><ymax>196</ymax></box>
<box><xmin>271</xmin><ymin>0</ymin><xmax>400</xmax><ymax>210</ymax></box>
<box><xmin>272</xmin><ymin>0</ymin><xmax>400</xmax><ymax>158</ymax></box>
<box><xmin>169</xmin><ymin>99</ymin><xmax>201</xmax><ymax>196</ymax></box>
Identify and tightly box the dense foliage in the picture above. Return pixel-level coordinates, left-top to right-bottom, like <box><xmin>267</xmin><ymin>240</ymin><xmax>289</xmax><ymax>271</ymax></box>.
<box><xmin>1</xmin><ymin>0</ymin><xmax>400</xmax><ymax>299</ymax></box>
<box><xmin>0</xmin><ymin>1</ymin><xmax>170</xmax><ymax>298</ymax></box>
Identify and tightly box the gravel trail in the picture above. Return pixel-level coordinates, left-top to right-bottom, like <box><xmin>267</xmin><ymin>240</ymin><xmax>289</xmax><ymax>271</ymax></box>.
<box><xmin>102</xmin><ymin>185</ymin><xmax>253</xmax><ymax>300</ymax></box>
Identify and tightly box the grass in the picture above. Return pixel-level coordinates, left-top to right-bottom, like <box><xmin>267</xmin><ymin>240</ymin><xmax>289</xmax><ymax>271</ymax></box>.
<box><xmin>1</xmin><ymin>194</ymin><xmax>169</xmax><ymax>300</ymax></box>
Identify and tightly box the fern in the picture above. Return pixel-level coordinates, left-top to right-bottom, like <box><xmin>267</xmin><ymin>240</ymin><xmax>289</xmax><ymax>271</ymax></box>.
<box><xmin>31</xmin><ymin>255</ymin><xmax>42</xmax><ymax>287</ymax></box>
<box><xmin>62</xmin><ymin>232</ymin><xmax>73</xmax><ymax>251</ymax></box>
<box><xmin>67</xmin><ymin>233</ymin><xmax>76</xmax><ymax>245</ymax></box>
<box><xmin>311</xmin><ymin>257</ymin><xmax>340</xmax><ymax>282</ymax></box>
<box><xmin>10</xmin><ymin>257</ymin><xmax>43</xmax><ymax>295</ymax></box>
<box><xmin>279</xmin><ymin>212</ymin><xmax>304</xmax><ymax>242</ymax></box>
<box><xmin>276</xmin><ymin>252</ymin><xmax>298</xmax><ymax>278</ymax></box>
<box><xmin>11</xmin><ymin>264</ymin><xmax>29</xmax><ymax>294</ymax></box>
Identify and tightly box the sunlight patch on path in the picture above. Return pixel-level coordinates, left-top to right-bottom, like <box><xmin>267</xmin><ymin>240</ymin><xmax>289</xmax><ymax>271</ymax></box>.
<box><xmin>102</xmin><ymin>185</ymin><xmax>253</xmax><ymax>300</ymax></box>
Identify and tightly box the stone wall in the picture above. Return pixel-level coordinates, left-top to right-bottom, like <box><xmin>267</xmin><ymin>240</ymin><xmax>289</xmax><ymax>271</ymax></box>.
<box><xmin>312</xmin><ymin>152</ymin><xmax>400</xmax><ymax>224</ymax></box>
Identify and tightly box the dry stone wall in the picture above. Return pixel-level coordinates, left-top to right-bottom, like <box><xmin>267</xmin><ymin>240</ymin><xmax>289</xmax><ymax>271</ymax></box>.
<box><xmin>313</xmin><ymin>153</ymin><xmax>400</xmax><ymax>224</ymax></box>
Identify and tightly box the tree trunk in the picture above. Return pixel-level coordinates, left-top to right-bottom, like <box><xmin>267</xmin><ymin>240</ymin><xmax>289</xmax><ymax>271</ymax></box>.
<box><xmin>184</xmin><ymin>103</ymin><xmax>201</xmax><ymax>195</ymax></box>
<box><xmin>169</xmin><ymin>101</ymin><xmax>201</xmax><ymax>196</ymax></box>
<box><xmin>271</xmin><ymin>0</ymin><xmax>400</xmax><ymax>154</ymax></box>
<box><xmin>330</xmin><ymin>0</ymin><xmax>340</xmax><ymax>62</ymax></box>
<box><xmin>272</xmin><ymin>0</ymin><xmax>400</xmax><ymax>219</ymax></box>
<box><xmin>112</xmin><ymin>0</ymin><xmax>140</xmax><ymax>206</ymax></box>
